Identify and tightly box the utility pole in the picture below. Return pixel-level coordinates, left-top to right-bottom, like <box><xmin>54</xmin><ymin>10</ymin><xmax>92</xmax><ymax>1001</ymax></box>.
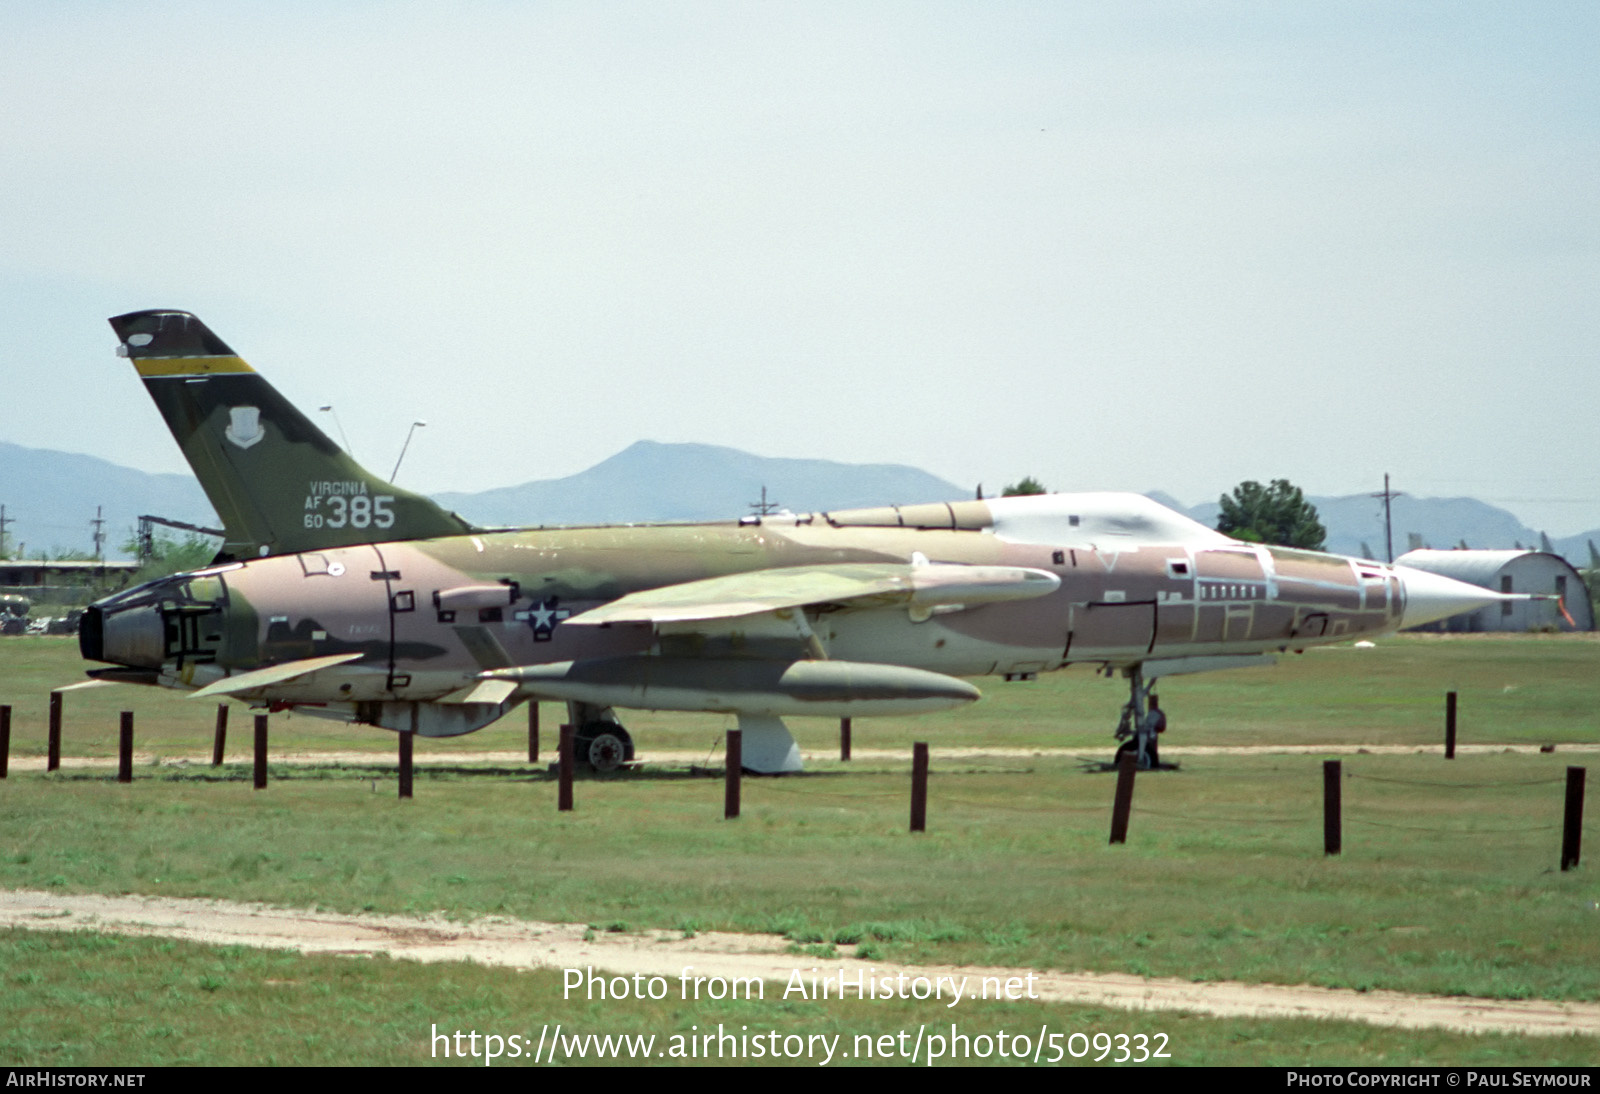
<box><xmin>90</xmin><ymin>506</ymin><xmax>106</xmax><ymax>563</ymax></box>
<box><xmin>748</xmin><ymin>486</ymin><xmax>781</xmax><ymax>516</ymax></box>
<box><xmin>0</xmin><ymin>505</ymin><xmax>11</xmax><ymax>558</ymax></box>
<box><xmin>1370</xmin><ymin>474</ymin><xmax>1403</xmax><ymax>563</ymax></box>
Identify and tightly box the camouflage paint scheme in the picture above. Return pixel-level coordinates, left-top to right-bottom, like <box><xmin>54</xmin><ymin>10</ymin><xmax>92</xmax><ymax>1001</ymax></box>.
<box><xmin>81</xmin><ymin>312</ymin><xmax>1504</xmax><ymax>772</ymax></box>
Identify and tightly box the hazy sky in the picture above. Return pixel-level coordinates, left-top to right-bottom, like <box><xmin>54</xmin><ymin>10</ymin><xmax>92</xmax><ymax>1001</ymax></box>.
<box><xmin>3</xmin><ymin>2</ymin><xmax>1596</xmax><ymax>532</ymax></box>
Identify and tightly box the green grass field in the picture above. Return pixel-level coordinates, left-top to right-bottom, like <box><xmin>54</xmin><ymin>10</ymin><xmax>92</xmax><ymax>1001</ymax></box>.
<box><xmin>1</xmin><ymin>634</ymin><xmax>1597</xmax><ymax>1066</ymax></box>
<box><xmin>4</xmin><ymin>631</ymin><xmax>1598</xmax><ymax>756</ymax></box>
<box><xmin>4</xmin><ymin>932</ymin><xmax>1595</xmax><ymax>1067</ymax></box>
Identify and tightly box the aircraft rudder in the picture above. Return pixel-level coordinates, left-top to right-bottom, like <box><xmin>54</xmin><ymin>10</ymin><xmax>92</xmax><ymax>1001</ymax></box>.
<box><xmin>110</xmin><ymin>309</ymin><xmax>244</xmax><ymax>366</ymax></box>
<box><xmin>109</xmin><ymin>310</ymin><xmax>474</xmax><ymax>558</ymax></box>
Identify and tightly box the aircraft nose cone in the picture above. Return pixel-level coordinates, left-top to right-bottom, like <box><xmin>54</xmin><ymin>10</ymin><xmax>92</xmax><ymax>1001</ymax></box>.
<box><xmin>1393</xmin><ymin>565</ymin><xmax>1505</xmax><ymax>630</ymax></box>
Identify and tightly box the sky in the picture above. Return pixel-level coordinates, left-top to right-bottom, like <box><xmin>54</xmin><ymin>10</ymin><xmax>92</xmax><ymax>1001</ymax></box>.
<box><xmin>3</xmin><ymin>2</ymin><xmax>1597</xmax><ymax>533</ymax></box>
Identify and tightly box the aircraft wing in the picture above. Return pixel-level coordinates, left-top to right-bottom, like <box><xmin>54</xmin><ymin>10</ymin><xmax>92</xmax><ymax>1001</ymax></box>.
<box><xmin>566</xmin><ymin>562</ymin><xmax>1059</xmax><ymax>626</ymax></box>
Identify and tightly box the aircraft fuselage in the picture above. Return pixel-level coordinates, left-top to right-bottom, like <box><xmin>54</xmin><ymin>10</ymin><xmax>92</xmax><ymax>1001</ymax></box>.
<box><xmin>83</xmin><ymin>505</ymin><xmax>1405</xmax><ymax>734</ymax></box>
<box><xmin>81</xmin><ymin>310</ymin><xmax>1512</xmax><ymax>769</ymax></box>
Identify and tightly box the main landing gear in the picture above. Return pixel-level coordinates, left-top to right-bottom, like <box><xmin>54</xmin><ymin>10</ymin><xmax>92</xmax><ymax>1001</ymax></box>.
<box><xmin>567</xmin><ymin>702</ymin><xmax>635</xmax><ymax>773</ymax></box>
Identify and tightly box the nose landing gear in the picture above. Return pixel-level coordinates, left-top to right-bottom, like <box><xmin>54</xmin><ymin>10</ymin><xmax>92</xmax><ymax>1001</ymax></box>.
<box><xmin>1111</xmin><ymin>666</ymin><xmax>1169</xmax><ymax>771</ymax></box>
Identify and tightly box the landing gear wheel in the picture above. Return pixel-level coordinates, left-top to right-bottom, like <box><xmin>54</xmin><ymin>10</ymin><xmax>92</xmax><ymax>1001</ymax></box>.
<box><xmin>573</xmin><ymin>722</ymin><xmax>634</xmax><ymax>773</ymax></box>
<box><xmin>1110</xmin><ymin>665</ymin><xmax>1160</xmax><ymax>770</ymax></box>
<box><xmin>1113</xmin><ymin>738</ymin><xmax>1157</xmax><ymax>770</ymax></box>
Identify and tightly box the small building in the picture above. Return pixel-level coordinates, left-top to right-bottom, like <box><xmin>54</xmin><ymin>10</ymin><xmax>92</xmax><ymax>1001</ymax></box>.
<box><xmin>0</xmin><ymin>559</ymin><xmax>140</xmax><ymax>597</ymax></box>
<box><xmin>1395</xmin><ymin>549</ymin><xmax>1594</xmax><ymax>632</ymax></box>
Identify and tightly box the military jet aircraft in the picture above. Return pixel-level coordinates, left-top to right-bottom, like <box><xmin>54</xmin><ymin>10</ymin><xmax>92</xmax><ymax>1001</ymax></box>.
<box><xmin>80</xmin><ymin>311</ymin><xmax>1506</xmax><ymax>772</ymax></box>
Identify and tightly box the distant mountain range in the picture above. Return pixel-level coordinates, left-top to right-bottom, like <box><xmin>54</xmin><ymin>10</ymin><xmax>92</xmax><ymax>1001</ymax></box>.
<box><xmin>432</xmin><ymin>440</ymin><xmax>966</xmax><ymax>527</ymax></box>
<box><xmin>0</xmin><ymin>441</ymin><xmax>216</xmax><ymax>561</ymax></box>
<box><xmin>1163</xmin><ymin>491</ymin><xmax>1596</xmax><ymax>564</ymax></box>
<box><xmin>1</xmin><ymin>438</ymin><xmax>1595</xmax><ymax>567</ymax></box>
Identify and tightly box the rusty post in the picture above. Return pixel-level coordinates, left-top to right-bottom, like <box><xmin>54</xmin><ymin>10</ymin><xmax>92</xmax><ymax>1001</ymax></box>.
<box><xmin>725</xmin><ymin>729</ymin><xmax>742</xmax><ymax>820</ymax></box>
<box><xmin>47</xmin><ymin>690</ymin><xmax>61</xmax><ymax>772</ymax></box>
<box><xmin>1324</xmin><ymin>760</ymin><xmax>1342</xmax><ymax>855</ymax></box>
<box><xmin>527</xmin><ymin>701</ymin><xmax>539</xmax><ymax>764</ymax></box>
<box><xmin>0</xmin><ymin>704</ymin><xmax>10</xmax><ymax>779</ymax></box>
<box><xmin>910</xmin><ymin>742</ymin><xmax>929</xmax><ymax>832</ymax></box>
<box><xmin>1445</xmin><ymin>691</ymin><xmax>1457</xmax><ymax>760</ymax></box>
<box><xmin>840</xmin><ymin>717</ymin><xmax>852</xmax><ymax>761</ymax></box>
<box><xmin>1109</xmin><ymin>751</ymin><xmax>1137</xmax><ymax>844</ymax></box>
<box><xmin>253</xmin><ymin>714</ymin><xmax>268</xmax><ymax>790</ymax></box>
<box><xmin>558</xmin><ymin>723</ymin><xmax>573</xmax><ymax>812</ymax></box>
<box><xmin>117</xmin><ymin>711</ymin><xmax>134</xmax><ymax>783</ymax></box>
<box><xmin>212</xmin><ymin>705</ymin><xmax>228</xmax><ymax>766</ymax></box>
<box><xmin>1561</xmin><ymin>767</ymin><xmax>1585</xmax><ymax>872</ymax></box>
<box><xmin>398</xmin><ymin>730</ymin><xmax>414</xmax><ymax>800</ymax></box>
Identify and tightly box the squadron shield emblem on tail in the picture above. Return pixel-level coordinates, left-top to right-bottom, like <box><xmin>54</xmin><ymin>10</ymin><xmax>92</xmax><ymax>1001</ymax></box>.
<box><xmin>225</xmin><ymin>406</ymin><xmax>263</xmax><ymax>449</ymax></box>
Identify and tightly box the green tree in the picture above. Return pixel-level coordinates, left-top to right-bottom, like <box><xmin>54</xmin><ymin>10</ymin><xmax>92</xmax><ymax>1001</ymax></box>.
<box><xmin>120</xmin><ymin>530</ymin><xmax>219</xmax><ymax>585</ymax></box>
<box><xmin>1216</xmin><ymin>479</ymin><xmax>1326</xmax><ymax>550</ymax></box>
<box><xmin>1002</xmin><ymin>476</ymin><xmax>1047</xmax><ymax>497</ymax></box>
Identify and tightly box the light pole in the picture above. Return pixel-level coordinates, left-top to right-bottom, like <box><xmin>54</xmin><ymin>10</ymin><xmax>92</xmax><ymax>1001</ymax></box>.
<box><xmin>318</xmin><ymin>405</ymin><xmax>355</xmax><ymax>457</ymax></box>
<box><xmin>390</xmin><ymin>421</ymin><xmax>427</xmax><ymax>483</ymax></box>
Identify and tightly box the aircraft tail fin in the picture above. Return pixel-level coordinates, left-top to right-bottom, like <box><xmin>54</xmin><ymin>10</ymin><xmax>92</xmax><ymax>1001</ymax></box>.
<box><xmin>109</xmin><ymin>310</ymin><xmax>475</xmax><ymax>560</ymax></box>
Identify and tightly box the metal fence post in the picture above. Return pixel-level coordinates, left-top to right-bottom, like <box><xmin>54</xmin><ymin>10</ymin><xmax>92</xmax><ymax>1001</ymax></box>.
<box><xmin>910</xmin><ymin>743</ymin><xmax>929</xmax><ymax>832</ymax></box>
<box><xmin>47</xmin><ymin>691</ymin><xmax>62</xmax><ymax>772</ymax></box>
<box><xmin>558</xmin><ymin>724</ymin><xmax>574</xmax><ymax>812</ymax></box>
<box><xmin>117</xmin><ymin>711</ymin><xmax>134</xmax><ymax>783</ymax></box>
<box><xmin>253</xmin><ymin>714</ymin><xmax>268</xmax><ymax>790</ymax></box>
<box><xmin>1445</xmin><ymin>692</ymin><xmax>1457</xmax><ymax>759</ymax></box>
<box><xmin>725</xmin><ymin>730</ymin><xmax>742</xmax><ymax>820</ymax></box>
<box><xmin>1562</xmin><ymin>767</ymin><xmax>1586</xmax><ymax>871</ymax></box>
<box><xmin>1324</xmin><ymin>760</ymin><xmax>1342</xmax><ymax>855</ymax></box>
<box><xmin>212</xmin><ymin>705</ymin><xmax>228</xmax><ymax>766</ymax></box>
<box><xmin>1109</xmin><ymin>751</ymin><xmax>1137</xmax><ymax>844</ymax></box>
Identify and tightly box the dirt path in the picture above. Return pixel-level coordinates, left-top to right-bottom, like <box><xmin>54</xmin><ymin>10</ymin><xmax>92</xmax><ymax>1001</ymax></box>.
<box><xmin>8</xmin><ymin>742</ymin><xmax>1598</xmax><ymax>771</ymax></box>
<box><xmin>3</xmin><ymin>889</ymin><xmax>1596</xmax><ymax>1038</ymax></box>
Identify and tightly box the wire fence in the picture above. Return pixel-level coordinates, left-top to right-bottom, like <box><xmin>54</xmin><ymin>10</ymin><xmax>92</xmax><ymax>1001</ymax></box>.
<box><xmin>1</xmin><ymin>695</ymin><xmax>1589</xmax><ymax>866</ymax></box>
<box><xmin>1350</xmin><ymin>772</ymin><xmax>1566</xmax><ymax>789</ymax></box>
<box><xmin>1347</xmin><ymin>816</ymin><xmax>1559</xmax><ymax>834</ymax></box>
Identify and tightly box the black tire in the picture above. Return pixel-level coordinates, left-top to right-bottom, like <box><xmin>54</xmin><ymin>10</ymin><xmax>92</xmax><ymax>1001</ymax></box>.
<box><xmin>1114</xmin><ymin>738</ymin><xmax>1158</xmax><ymax>770</ymax></box>
<box><xmin>573</xmin><ymin>722</ymin><xmax>634</xmax><ymax>773</ymax></box>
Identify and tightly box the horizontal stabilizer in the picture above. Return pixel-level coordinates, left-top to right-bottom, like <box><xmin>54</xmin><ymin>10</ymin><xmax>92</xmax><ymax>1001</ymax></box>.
<box><xmin>54</xmin><ymin>679</ymin><xmax>118</xmax><ymax>692</ymax></box>
<box><xmin>188</xmin><ymin>652</ymin><xmax>365</xmax><ymax>699</ymax></box>
<box><xmin>568</xmin><ymin>562</ymin><xmax>1059</xmax><ymax>626</ymax></box>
